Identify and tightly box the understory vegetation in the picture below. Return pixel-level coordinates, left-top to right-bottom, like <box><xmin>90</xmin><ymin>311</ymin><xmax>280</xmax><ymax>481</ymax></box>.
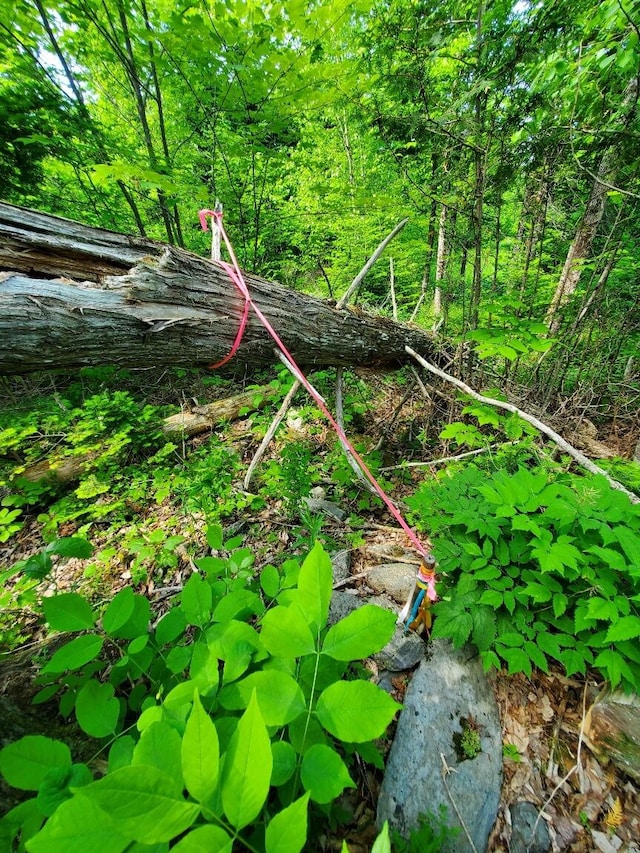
<box><xmin>2</xmin><ymin>0</ymin><xmax>640</xmax><ymax>847</ymax></box>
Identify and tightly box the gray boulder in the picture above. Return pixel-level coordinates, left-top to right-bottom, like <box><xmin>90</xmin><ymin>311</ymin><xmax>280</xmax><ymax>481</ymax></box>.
<box><xmin>377</xmin><ymin>639</ymin><xmax>502</xmax><ymax>852</ymax></box>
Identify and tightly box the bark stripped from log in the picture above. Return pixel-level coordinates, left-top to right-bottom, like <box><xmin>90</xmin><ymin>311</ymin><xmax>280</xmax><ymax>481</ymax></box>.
<box><xmin>0</xmin><ymin>203</ymin><xmax>438</xmax><ymax>375</ymax></box>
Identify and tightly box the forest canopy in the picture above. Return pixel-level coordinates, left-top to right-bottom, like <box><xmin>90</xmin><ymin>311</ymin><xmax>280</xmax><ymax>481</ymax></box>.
<box><xmin>0</xmin><ymin>0</ymin><xmax>638</xmax><ymax>406</ymax></box>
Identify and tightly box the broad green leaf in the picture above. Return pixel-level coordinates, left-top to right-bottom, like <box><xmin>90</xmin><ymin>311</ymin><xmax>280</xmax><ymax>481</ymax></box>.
<box><xmin>78</xmin><ymin>766</ymin><xmax>199</xmax><ymax>844</ymax></box>
<box><xmin>300</xmin><ymin>744</ymin><xmax>355</xmax><ymax>803</ymax></box>
<box><xmin>288</xmin><ymin>715</ymin><xmax>328</xmax><ymax>755</ymax></box>
<box><xmin>166</xmin><ymin>644</ymin><xmax>192</xmax><ymax>674</ymax></box>
<box><xmin>260</xmin><ymin>605</ymin><xmax>316</xmax><ymax>657</ymax></box>
<box><xmin>103</xmin><ymin>588</ymin><xmax>135</xmax><ymax>635</ymax></box>
<box><xmin>107</xmin><ymin>594</ymin><xmax>151</xmax><ymax>640</ymax></box>
<box><xmin>133</xmin><ymin>722</ymin><xmax>183</xmax><ymax>794</ymax></box>
<box><xmin>260</xmin><ymin>565</ymin><xmax>280</xmax><ymax>598</ymax></box>
<box><xmin>297</xmin><ymin>542</ymin><xmax>332</xmax><ymax>630</ymax></box>
<box><xmin>181</xmin><ymin>573</ymin><xmax>212</xmax><ymax>628</ymax></box>
<box><xmin>26</xmin><ymin>794</ymin><xmax>129</xmax><ymax>853</ymax></box>
<box><xmin>586</xmin><ymin>597</ymin><xmax>619</xmax><ymax>622</ymax></box>
<box><xmin>0</xmin><ymin>736</ymin><xmax>71</xmax><ymax>791</ymax></box>
<box><xmin>265</xmin><ymin>793</ymin><xmax>309</xmax><ymax>853</ymax></box>
<box><xmin>42</xmin><ymin>634</ymin><xmax>104</xmax><ymax>674</ymax></box>
<box><xmin>315</xmin><ymin>681</ymin><xmax>400</xmax><ymax>743</ymax></box>
<box><xmin>594</xmin><ymin>649</ymin><xmax>636</xmax><ymax>689</ymax></box>
<box><xmin>43</xmin><ymin>593</ymin><xmax>95</xmax><ymax>631</ymax></box>
<box><xmin>371</xmin><ymin>822</ymin><xmax>392</xmax><ymax>853</ymax></box>
<box><xmin>430</xmin><ymin>603</ymin><xmax>473</xmax><ymax>647</ymax></box>
<box><xmin>36</xmin><ymin>763</ymin><xmax>92</xmax><ymax>817</ymax></box>
<box><xmin>189</xmin><ymin>641</ymin><xmax>219</xmax><ymax>694</ymax></box>
<box><xmin>559</xmin><ymin>648</ymin><xmax>588</xmax><ymax>677</ymax></box>
<box><xmin>75</xmin><ymin>679</ymin><xmax>120</xmax><ymax>738</ymax></box>
<box><xmin>155</xmin><ymin>608</ymin><xmax>187</xmax><ymax>645</ymax></box>
<box><xmin>605</xmin><ymin>615</ymin><xmax>640</xmax><ymax>643</ymax></box>
<box><xmin>524</xmin><ymin>641</ymin><xmax>548</xmax><ymax>673</ymax></box>
<box><xmin>48</xmin><ymin>538</ymin><xmax>93</xmax><ymax>559</ymax></box>
<box><xmin>171</xmin><ymin>825</ymin><xmax>232</xmax><ymax>852</ymax></box>
<box><xmin>471</xmin><ymin>607</ymin><xmax>496</xmax><ymax>651</ymax></box>
<box><xmin>206</xmin><ymin>524</ymin><xmax>224</xmax><ymax>551</ymax></box>
<box><xmin>221</xmin><ymin>692</ymin><xmax>272</xmax><ymax>830</ymax></box>
<box><xmin>108</xmin><ymin>736</ymin><xmax>135</xmax><ymax>773</ymax></box>
<box><xmin>219</xmin><ymin>670</ymin><xmax>306</xmax><ymax>726</ymax></box>
<box><xmin>213</xmin><ymin>589</ymin><xmax>263</xmax><ymax>622</ymax></box>
<box><xmin>182</xmin><ymin>691</ymin><xmax>220</xmax><ymax>804</ymax></box>
<box><xmin>1</xmin><ymin>799</ymin><xmax>43</xmax><ymax>850</ymax></box>
<box><xmin>271</xmin><ymin>741</ymin><xmax>297</xmax><ymax>786</ymax></box>
<box><xmin>497</xmin><ymin>647</ymin><xmax>532</xmax><ymax>676</ymax></box>
<box><xmin>321</xmin><ymin>605</ymin><xmax>396</xmax><ymax>661</ymax></box>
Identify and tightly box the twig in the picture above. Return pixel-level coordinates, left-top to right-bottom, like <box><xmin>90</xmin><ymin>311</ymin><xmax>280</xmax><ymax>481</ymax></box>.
<box><xmin>243</xmin><ymin>380</ymin><xmax>300</xmax><ymax>490</ymax></box>
<box><xmin>406</xmin><ymin>346</ymin><xmax>640</xmax><ymax>504</ymax></box>
<box><xmin>378</xmin><ymin>444</ymin><xmax>508</xmax><ymax>471</ymax></box>
<box><xmin>336</xmin><ymin>219</ymin><xmax>409</xmax><ymax>309</ymax></box>
<box><xmin>440</xmin><ymin>753</ymin><xmax>480</xmax><ymax>853</ymax></box>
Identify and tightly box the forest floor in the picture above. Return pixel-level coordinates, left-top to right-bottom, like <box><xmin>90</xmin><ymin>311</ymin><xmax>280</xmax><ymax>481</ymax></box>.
<box><xmin>1</xmin><ymin>365</ymin><xmax>639</xmax><ymax>851</ymax></box>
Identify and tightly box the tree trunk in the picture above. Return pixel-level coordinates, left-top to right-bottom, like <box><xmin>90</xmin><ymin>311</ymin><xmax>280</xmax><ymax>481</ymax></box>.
<box><xmin>546</xmin><ymin>75</ymin><xmax>639</xmax><ymax>332</ymax></box>
<box><xmin>0</xmin><ymin>203</ymin><xmax>437</xmax><ymax>375</ymax></box>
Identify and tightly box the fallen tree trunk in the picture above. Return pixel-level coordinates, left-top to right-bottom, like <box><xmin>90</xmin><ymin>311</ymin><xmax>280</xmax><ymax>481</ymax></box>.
<box><xmin>15</xmin><ymin>384</ymin><xmax>281</xmax><ymax>486</ymax></box>
<box><xmin>0</xmin><ymin>203</ymin><xmax>437</xmax><ymax>375</ymax></box>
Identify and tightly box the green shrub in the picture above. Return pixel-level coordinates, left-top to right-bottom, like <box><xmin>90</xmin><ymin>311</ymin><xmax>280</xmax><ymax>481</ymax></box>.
<box><xmin>407</xmin><ymin>461</ymin><xmax>640</xmax><ymax>692</ymax></box>
<box><xmin>0</xmin><ymin>538</ymin><xmax>400</xmax><ymax>851</ymax></box>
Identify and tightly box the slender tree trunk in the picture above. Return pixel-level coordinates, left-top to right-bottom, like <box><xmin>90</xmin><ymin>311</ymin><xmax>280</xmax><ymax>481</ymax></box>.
<box><xmin>468</xmin><ymin>0</ymin><xmax>486</xmax><ymax>334</ymax></box>
<box><xmin>546</xmin><ymin>75</ymin><xmax>639</xmax><ymax>331</ymax></box>
<box><xmin>433</xmin><ymin>203</ymin><xmax>448</xmax><ymax>323</ymax></box>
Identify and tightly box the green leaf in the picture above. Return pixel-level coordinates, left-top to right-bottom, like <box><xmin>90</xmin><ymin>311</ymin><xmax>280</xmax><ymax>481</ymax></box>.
<box><xmin>300</xmin><ymin>744</ymin><xmax>355</xmax><ymax>803</ymax></box>
<box><xmin>315</xmin><ymin>681</ymin><xmax>400</xmax><ymax>743</ymax></box>
<box><xmin>471</xmin><ymin>607</ymin><xmax>496</xmax><ymax>651</ymax></box>
<box><xmin>133</xmin><ymin>722</ymin><xmax>183</xmax><ymax>793</ymax></box>
<box><xmin>524</xmin><ymin>641</ymin><xmax>548</xmax><ymax>673</ymax></box>
<box><xmin>271</xmin><ymin>741</ymin><xmax>297</xmax><ymax>786</ymax></box>
<box><xmin>25</xmin><ymin>794</ymin><xmax>129</xmax><ymax>853</ymax></box>
<box><xmin>586</xmin><ymin>597</ymin><xmax>619</xmax><ymax>622</ymax></box>
<box><xmin>182</xmin><ymin>690</ymin><xmax>220</xmax><ymax>804</ymax></box>
<box><xmin>497</xmin><ymin>647</ymin><xmax>532</xmax><ymax>676</ymax></box>
<box><xmin>594</xmin><ymin>648</ymin><xmax>635</xmax><ymax>689</ymax></box>
<box><xmin>221</xmin><ymin>692</ymin><xmax>272</xmax><ymax>830</ymax></box>
<box><xmin>559</xmin><ymin>648</ymin><xmax>588</xmax><ymax>677</ymax></box>
<box><xmin>48</xmin><ymin>538</ymin><xmax>93</xmax><ymax>559</ymax></box>
<box><xmin>41</xmin><ymin>634</ymin><xmax>104</xmax><ymax>674</ymax></box>
<box><xmin>206</xmin><ymin>524</ymin><xmax>224</xmax><ymax>551</ymax></box>
<box><xmin>371</xmin><ymin>822</ymin><xmax>392</xmax><ymax>853</ymax></box>
<box><xmin>296</xmin><ymin>542</ymin><xmax>332</xmax><ymax>630</ymax></box>
<box><xmin>103</xmin><ymin>588</ymin><xmax>135</xmax><ymax>636</ymax></box>
<box><xmin>219</xmin><ymin>670</ymin><xmax>306</xmax><ymax>726</ymax></box>
<box><xmin>213</xmin><ymin>589</ymin><xmax>263</xmax><ymax>622</ymax></box>
<box><xmin>605</xmin><ymin>615</ymin><xmax>640</xmax><ymax>643</ymax></box>
<box><xmin>265</xmin><ymin>794</ymin><xmax>309</xmax><ymax>853</ymax></box>
<box><xmin>260</xmin><ymin>605</ymin><xmax>316</xmax><ymax>657</ymax></box>
<box><xmin>430</xmin><ymin>602</ymin><xmax>473</xmax><ymax>647</ymax></box>
<box><xmin>0</xmin><ymin>736</ymin><xmax>71</xmax><ymax>791</ymax></box>
<box><xmin>78</xmin><ymin>766</ymin><xmax>199</xmax><ymax>844</ymax></box>
<box><xmin>43</xmin><ymin>593</ymin><xmax>95</xmax><ymax>631</ymax></box>
<box><xmin>181</xmin><ymin>573</ymin><xmax>212</xmax><ymax>628</ymax></box>
<box><xmin>155</xmin><ymin>607</ymin><xmax>187</xmax><ymax>645</ymax></box>
<box><xmin>189</xmin><ymin>640</ymin><xmax>219</xmax><ymax>694</ymax></box>
<box><xmin>36</xmin><ymin>763</ymin><xmax>93</xmax><ymax>817</ymax></box>
<box><xmin>75</xmin><ymin>679</ymin><xmax>120</xmax><ymax>738</ymax></box>
<box><xmin>321</xmin><ymin>605</ymin><xmax>396</xmax><ymax>661</ymax></box>
<box><xmin>171</xmin><ymin>825</ymin><xmax>232</xmax><ymax>852</ymax></box>
<box><xmin>260</xmin><ymin>565</ymin><xmax>280</xmax><ymax>598</ymax></box>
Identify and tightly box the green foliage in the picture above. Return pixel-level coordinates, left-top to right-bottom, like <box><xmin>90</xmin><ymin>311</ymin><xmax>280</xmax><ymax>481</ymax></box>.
<box><xmin>389</xmin><ymin>808</ymin><xmax>459</xmax><ymax>853</ymax></box>
<box><xmin>0</xmin><ymin>541</ymin><xmax>399</xmax><ymax>851</ymax></box>
<box><xmin>407</xmin><ymin>458</ymin><xmax>640</xmax><ymax>692</ymax></box>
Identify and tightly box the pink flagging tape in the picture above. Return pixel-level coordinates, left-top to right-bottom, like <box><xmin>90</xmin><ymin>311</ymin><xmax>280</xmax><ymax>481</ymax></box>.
<box><xmin>199</xmin><ymin>209</ymin><xmax>436</xmax><ymax>599</ymax></box>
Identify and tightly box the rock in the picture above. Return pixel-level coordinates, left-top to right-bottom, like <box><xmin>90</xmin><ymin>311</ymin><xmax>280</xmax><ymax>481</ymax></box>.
<box><xmin>328</xmin><ymin>591</ymin><xmax>362</xmax><ymax>624</ymax></box>
<box><xmin>592</xmin><ymin>830</ymin><xmax>623</xmax><ymax>853</ymax></box>
<box><xmin>585</xmin><ymin>690</ymin><xmax>640</xmax><ymax>782</ymax></box>
<box><xmin>373</xmin><ymin>627</ymin><xmax>425</xmax><ymax>671</ymax></box>
<box><xmin>509</xmin><ymin>802</ymin><xmax>551</xmax><ymax>853</ymax></box>
<box><xmin>366</xmin><ymin>562</ymin><xmax>417</xmax><ymax>604</ymax></box>
<box><xmin>331</xmin><ymin>549</ymin><xmax>351</xmax><ymax>582</ymax></box>
<box><xmin>302</xmin><ymin>496</ymin><xmax>346</xmax><ymax>521</ymax></box>
<box><xmin>377</xmin><ymin>639</ymin><xmax>502</xmax><ymax>852</ymax></box>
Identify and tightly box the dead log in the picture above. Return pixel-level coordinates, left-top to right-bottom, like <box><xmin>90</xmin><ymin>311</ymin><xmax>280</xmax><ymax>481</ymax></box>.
<box><xmin>0</xmin><ymin>203</ymin><xmax>438</xmax><ymax>375</ymax></box>
<box><xmin>14</xmin><ymin>384</ymin><xmax>280</xmax><ymax>486</ymax></box>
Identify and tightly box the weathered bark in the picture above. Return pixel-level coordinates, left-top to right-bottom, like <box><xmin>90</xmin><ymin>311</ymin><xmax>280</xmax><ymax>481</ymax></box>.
<box><xmin>0</xmin><ymin>203</ymin><xmax>437</xmax><ymax>375</ymax></box>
